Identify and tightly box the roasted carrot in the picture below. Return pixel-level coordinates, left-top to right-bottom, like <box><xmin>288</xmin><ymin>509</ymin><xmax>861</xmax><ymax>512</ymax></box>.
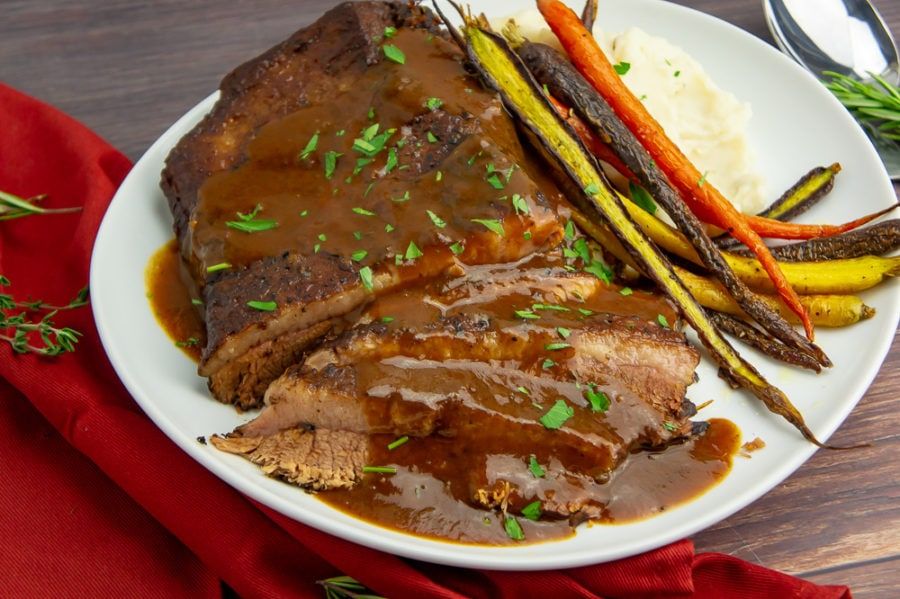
<box><xmin>535</xmin><ymin>0</ymin><xmax>816</xmax><ymax>338</ymax></box>
<box><xmin>742</xmin><ymin>206</ymin><xmax>897</xmax><ymax>240</ymax></box>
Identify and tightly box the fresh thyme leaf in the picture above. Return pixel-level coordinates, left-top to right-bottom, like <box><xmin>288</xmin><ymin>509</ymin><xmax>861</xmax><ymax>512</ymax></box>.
<box><xmin>521</xmin><ymin>501</ymin><xmax>542</xmax><ymax>521</ymax></box>
<box><xmin>359</xmin><ymin>266</ymin><xmax>374</xmax><ymax>291</ymax></box>
<box><xmin>247</xmin><ymin>300</ymin><xmax>277</xmax><ymax>312</ymax></box>
<box><xmin>0</xmin><ymin>276</ymin><xmax>87</xmax><ymax>356</ymax></box>
<box><xmin>503</xmin><ymin>515</ymin><xmax>525</xmax><ymax>541</ymax></box>
<box><xmin>0</xmin><ymin>189</ymin><xmax>81</xmax><ymax>221</ymax></box>
<box><xmin>585</xmin><ymin>385</ymin><xmax>610</xmax><ymax>413</ymax></box>
<box><xmin>425</xmin><ymin>97</ymin><xmax>443</xmax><ymax>111</ymax></box>
<box><xmin>426</xmin><ymin>210</ymin><xmax>446</xmax><ymax>228</ymax></box>
<box><xmin>471</xmin><ymin>218</ymin><xmax>504</xmax><ymax>237</ymax></box>
<box><xmin>350</xmin><ymin>249</ymin><xmax>368</xmax><ymax>262</ymax></box>
<box><xmin>539</xmin><ymin>400</ymin><xmax>574</xmax><ymax>430</ymax></box>
<box><xmin>614</xmin><ymin>61</ymin><xmax>631</xmax><ymax>75</ymax></box>
<box><xmin>387</xmin><ymin>436</ymin><xmax>409</xmax><ymax>450</ymax></box>
<box><xmin>317</xmin><ymin>575</ymin><xmax>386</xmax><ymax>599</ymax></box>
<box><xmin>383</xmin><ymin>44</ymin><xmax>405</xmax><ymax>64</ymax></box>
<box><xmin>528</xmin><ymin>454</ymin><xmax>545</xmax><ymax>478</ymax></box>
<box><xmin>405</xmin><ymin>241</ymin><xmax>423</xmax><ymax>261</ymax></box>
<box><xmin>298</xmin><ymin>131</ymin><xmax>319</xmax><ymax>160</ymax></box>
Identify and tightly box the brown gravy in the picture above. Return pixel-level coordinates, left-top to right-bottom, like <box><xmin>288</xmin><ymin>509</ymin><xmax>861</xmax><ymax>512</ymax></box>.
<box><xmin>146</xmin><ymin>242</ymin><xmax>741</xmax><ymax>545</ymax></box>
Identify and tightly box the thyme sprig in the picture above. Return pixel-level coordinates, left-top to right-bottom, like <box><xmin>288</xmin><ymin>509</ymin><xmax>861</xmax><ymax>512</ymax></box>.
<box><xmin>825</xmin><ymin>71</ymin><xmax>900</xmax><ymax>141</ymax></box>
<box><xmin>0</xmin><ymin>190</ymin><xmax>81</xmax><ymax>221</ymax></box>
<box><xmin>0</xmin><ymin>275</ymin><xmax>87</xmax><ymax>356</ymax></box>
<box><xmin>317</xmin><ymin>575</ymin><xmax>385</xmax><ymax>599</ymax></box>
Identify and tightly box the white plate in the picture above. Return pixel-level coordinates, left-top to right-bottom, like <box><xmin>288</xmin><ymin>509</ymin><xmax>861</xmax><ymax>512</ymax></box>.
<box><xmin>91</xmin><ymin>0</ymin><xmax>898</xmax><ymax>570</ymax></box>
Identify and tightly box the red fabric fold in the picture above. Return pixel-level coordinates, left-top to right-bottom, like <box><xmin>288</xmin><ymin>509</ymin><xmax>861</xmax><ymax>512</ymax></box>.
<box><xmin>0</xmin><ymin>82</ymin><xmax>852</xmax><ymax>599</ymax></box>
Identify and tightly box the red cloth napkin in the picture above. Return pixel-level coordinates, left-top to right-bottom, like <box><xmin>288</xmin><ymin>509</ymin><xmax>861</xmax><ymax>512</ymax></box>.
<box><xmin>0</xmin><ymin>82</ymin><xmax>851</xmax><ymax>599</ymax></box>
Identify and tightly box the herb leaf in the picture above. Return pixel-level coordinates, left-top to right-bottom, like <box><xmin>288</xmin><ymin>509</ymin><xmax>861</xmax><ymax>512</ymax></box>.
<box><xmin>585</xmin><ymin>385</ymin><xmax>610</xmax><ymax>413</ymax></box>
<box><xmin>521</xmin><ymin>501</ymin><xmax>542</xmax><ymax>521</ymax></box>
<box><xmin>539</xmin><ymin>400</ymin><xmax>574</xmax><ymax>430</ymax></box>
<box><xmin>614</xmin><ymin>61</ymin><xmax>631</xmax><ymax>75</ymax></box>
<box><xmin>471</xmin><ymin>218</ymin><xmax>505</xmax><ymax>237</ymax></box>
<box><xmin>405</xmin><ymin>241</ymin><xmax>424</xmax><ymax>261</ymax></box>
<box><xmin>359</xmin><ymin>266</ymin><xmax>374</xmax><ymax>291</ymax></box>
<box><xmin>426</xmin><ymin>210</ymin><xmax>446</xmax><ymax>228</ymax></box>
<box><xmin>503</xmin><ymin>515</ymin><xmax>525</xmax><ymax>541</ymax></box>
<box><xmin>298</xmin><ymin>131</ymin><xmax>319</xmax><ymax>160</ymax></box>
<box><xmin>528</xmin><ymin>455</ymin><xmax>545</xmax><ymax>478</ymax></box>
<box><xmin>383</xmin><ymin>44</ymin><xmax>406</xmax><ymax>64</ymax></box>
<box><xmin>247</xmin><ymin>300</ymin><xmax>277</xmax><ymax>312</ymax></box>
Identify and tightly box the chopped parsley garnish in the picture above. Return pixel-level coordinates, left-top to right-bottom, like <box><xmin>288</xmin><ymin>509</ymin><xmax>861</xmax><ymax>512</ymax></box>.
<box><xmin>318</xmin><ymin>233</ymin><xmax>327</xmax><ymax>242</ymax></box>
<box><xmin>313</xmin><ymin>243</ymin><xmax>321</xmax><ymax>253</ymax></box>
<box><xmin>191</xmin><ymin>298</ymin><xmax>203</xmax><ymax>306</ymax></box>
<box><xmin>387</xmin><ymin>436</ymin><xmax>409</xmax><ymax>450</ymax></box>
<box><xmin>353</xmin><ymin>157</ymin><xmax>374</xmax><ymax>175</ymax></box>
<box><xmin>362</xmin><ymin>465</ymin><xmax>397</xmax><ymax>474</ymax></box>
<box><xmin>504</xmin><ymin>515</ymin><xmax>525</xmax><ymax>541</ymax></box>
<box><xmin>426</xmin><ymin>131</ymin><xmax>438</xmax><ymax>144</ymax></box>
<box><xmin>674</xmin><ymin>70</ymin><xmax>681</xmax><ymax>77</ymax></box>
<box><xmin>515</xmin><ymin>309</ymin><xmax>539</xmax><ymax>320</ymax></box>
<box><xmin>247</xmin><ymin>300</ymin><xmax>277</xmax><ymax>312</ymax></box>
<box><xmin>350</xmin><ymin>249</ymin><xmax>368</xmax><ymax>262</ymax></box>
<box><xmin>448</xmin><ymin>242</ymin><xmax>464</xmax><ymax>256</ymax></box>
<box><xmin>364</xmin><ymin>182</ymin><xmax>376</xmax><ymax>197</ymax></box>
<box><xmin>663</xmin><ymin>421</ymin><xmax>679</xmax><ymax>432</ymax></box>
<box><xmin>511</xmin><ymin>194</ymin><xmax>529</xmax><ymax>215</ymax></box>
<box><xmin>556</xmin><ymin>327</ymin><xmax>571</xmax><ymax>339</ymax></box>
<box><xmin>425</xmin><ymin>97</ymin><xmax>443</xmax><ymax>111</ymax></box>
<box><xmin>383</xmin><ymin>44</ymin><xmax>405</xmax><ymax>64</ymax></box>
<box><xmin>584</xmin><ymin>260</ymin><xmax>613</xmax><ymax>284</ymax></box>
<box><xmin>353</xmin><ymin>231</ymin><xmax>363</xmax><ymax>240</ymax></box>
<box><xmin>367</xmin><ymin>106</ymin><xmax>375</xmax><ymax>120</ymax></box>
<box><xmin>573</xmin><ymin>238</ymin><xmax>591</xmax><ymax>263</ymax></box>
<box><xmin>298</xmin><ymin>131</ymin><xmax>319</xmax><ymax>160</ymax></box>
<box><xmin>578</xmin><ymin>308</ymin><xmax>593</xmax><ymax>316</ymax></box>
<box><xmin>384</xmin><ymin>223</ymin><xmax>395</xmax><ymax>233</ymax></box>
<box><xmin>426</xmin><ymin>210</ymin><xmax>446</xmax><ymax>228</ymax></box>
<box><xmin>657</xmin><ymin>314</ymin><xmax>670</xmax><ymax>328</ymax></box>
<box><xmin>323</xmin><ymin>151</ymin><xmax>342</xmax><ymax>179</ymax></box>
<box><xmin>585</xmin><ymin>385</ymin><xmax>610</xmax><ymax>413</ymax></box>
<box><xmin>541</xmin><ymin>358</ymin><xmax>557</xmax><ymax>370</ymax></box>
<box><xmin>528</xmin><ymin>455</ymin><xmax>545</xmax><ymax>478</ymax></box>
<box><xmin>226</xmin><ymin>204</ymin><xmax>278</xmax><ymax>233</ymax></box>
<box><xmin>539</xmin><ymin>400</ymin><xmax>574</xmax><ymax>430</ymax></box>
<box><xmin>435</xmin><ymin>170</ymin><xmax>443</xmax><ymax>182</ymax></box>
<box><xmin>628</xmin><ymin>182</ymin><xmax>657</xmax><ymax>214</ymax></box>
<box><xmin>614</xmin><ymin>61</ymin><xmax>631</xmax><ymax>75</ymax></box>
<box><xmin>385</xmin><ymin>147</ymin><xmax>398</xmax><ymax>173</ymax></box>
<box><xmin>359</xmin><ymin>266</ymin><xmax>374</xmax><ymax>291</ymax></box>
<box><xmin>544</xmin><ymin>342</ymin><xmax>571</xmax><ymax>351</ymax></box>
<box><xmin>405</xmin><ymin>241</ymin><xmax>423</xmax><ymax>261</ymax></box>
<box><xmin>521</xmin><ymin>501</ymin><xmax>542</xmax><ymax>522</ymax></box>
<box><xmin>335</xmin><ymin>129</ymin><xmax>346</xmax><ymax>137</ymax></box>
<box><xmin>583</xmin><ymin>181</ymin><xmax>599</xmax><ymax>195</ymax></box>
<box><xmin>380</xmin><ymin>316</ymin><xmax>394</xmax><ymax>323</ymax></box>
<box><xmin>299</xmin><ymin>209</ymin><xmax>309</xmax><ymax>217</ymax></box>
<box><xmin>542</xmin><ymin>83</ymin><xmax>550</xmax><ymax>96</ymax></box>
<box><xmin>383</xmin><ymin>26</ymin><xmax>397</xmax><ymax>39</ymax></box>
<box><xmin>486</xmin><ymin>173</ymin><xmax>505</xmax><ymax>189</ymax></box>
<box><xmin>532</xmin><ymin>303</ymin><xmax>569</xmax><ymax>312</ymax></box>
<box><xmin>352</xmin><ymin>207</ymin><xmax>376</xmax><ymax>217</ymax></box>
<box><xmin>563</xmin><ymin>220</ymin><xmax>576</xmax><ymax>241</ymax></box>
<box><xmin>523</xmin><ymin>230</ymin><xmax>532</xmax><ymax>241</ymax></box>
<box><xmin>471</xmin><ymin>218</ymin><xmax>504</xmax><ymax>237</ymax></box>
<box><xmin>354</xmin><ymin>128</ymin><xmax>395</xmax><ymax>157</ymax></box>
<box><xmin>698</xmin><ymin>171</ymin><xmax>709</xmax><ymax>187</ymax></box>
<box><xmin>362</xmin><ymin>123</ymin><xmax>379</xmax><ymax>140</ymax></box>
<box><xmin>175</xmin><ymin>337</ymin><xmax>199</xmax><ymax>348</ymax></box>
<box><xmin>206</xmin><ymin>262</ymin><xmax>231</xmax><ymax>273</ymax></box>
<box><xmin>620</xmin><ymin>287</ymin><xmax>634</xmax><ymax>296</ymax></box>
<box><xmin>392</xmin><ymin>190</ymin><xmax>411</xmax><ymax>203</ymax></box>
<box><xmin>516</xmin><ymin>386</ymin><xmax>530</xmax><ymax>395</ymax></box>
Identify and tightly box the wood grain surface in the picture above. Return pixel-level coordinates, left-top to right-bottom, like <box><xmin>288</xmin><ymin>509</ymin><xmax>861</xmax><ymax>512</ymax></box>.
<box><xmin>2</xmin><ymin>0</ymin><xmax>898</xmax><ymax>595</ymax></box>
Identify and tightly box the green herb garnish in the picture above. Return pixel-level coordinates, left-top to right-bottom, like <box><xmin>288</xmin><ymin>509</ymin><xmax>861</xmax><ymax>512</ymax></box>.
<box><xmin>426</xmin><ymin>210</ymin><xmax>446</xmax><ymax>228</ymax></box>
<box><xmin>352</xmin><ymin>207</ymin><xmax>376</xmax><ymax>217</ymax></box>
<box><xmin>448</xmin><ymin>241</ymin><xmax>464</xmax><ymax>256</ymax></box>
<box><xmin>383</xmin><ymin>44</ymin><xmax>405</xmax><ymax>64</ymax></box>
<box><xmin>362</xmin><ymin>465</ymin><xmax>397</xmax><ymax>474</ymax></box>
<box><xmin>503</xmin><ymin>515</ymin><xmax>525</xmax><ymax>541</ymax></box>
<box><xmin>383</xmin><ymin>26</ymin><xmax>397</xmax><ymax>39</ymax></box>
<box><xmin>556</xmin><ymin>327</ymin><xmax>571</xmax><ymax>339</ymax></box>
<box><xmin>628</xmin><ymin>182</ymin><xmax>657</xmax><ymax>214</ymax></box>
<box><xmin>544</xmin><ymin>342</ymin><xmax>571</xmax><ymax>351</ymax></box>
<box><xmin>614</xmin><ymin>61</ymin><xmax>631</xmax><ymax>76</ymax></box>
<box><xmin>515</xmin><ymin>309</ymin><xmax>539</xmax><ymax>320</ymax></box>
<box><xmin>471</xmin><ymin>218</ymin><xmax>504</xmax><ymax>237</ymax></box>
<box><xmin>405</xmin><ymin>241</ymin><xmax>423</xmax><ymax>261</ymax></box>
<box><xmin>657</xmin><ymin>314</ymin><xmax>670</xmax><ymax>328</ymax></box>
<box><xmin>350</xmin><ymin>249</ymin><xmax>368</xmax><ymax>262</ymax></box>
<box><xmin>620</xmin><ymin>287</ymin><xmax>633</xmax><ymax>296</ymax></box>
<box><xmin>387</xmin><ymin>436</ymin><xmax>409</xmax><ymax>450</ymax></box>
<box><xmin>521</xmin><ymin>501</ymin><xmax>542</xmax><ymax>522</ymax></box>
<box><xmin>298</xmin><ymin>131</ymin><xmax>319</xmax><ymax>160</ymax></box>
<box><xmin>511</xmin><ymin>193</ymin><xmax>529</xmax><ymax>215</ymax></box>
<box><xmin>425</xmin><ymin>97</ymin><xmax>443</xmax><ymax>111</ymax></box>
<box><xmin>206</xmin><ymin>262</ymin><xmax>231</xmax><ymax>273</ymax></box>
<box><xmin>324</xmin><ymin>151</ymin><xmax>342</xmax><ymax>179</ymax></box>
<box><xmin>583</xmin><ymin>181</ymin><xmax>599</xmax><ymax>195</ymax></box>
<box><xmin>247</xmin><ymin>300</ymin><xmax>277</xmax><ymax>312</ymax></box>
<box><xmin>585</xmin><ymin>385</ymin><xmax>610</xmax><ymax>413</ymax></box>
<box><xmin>541</xmin><ymin>358</ymin><xmax>556</xmax><ymax>370</ymax></box>
<box><xmin>359</xmin><ymin>266</ymin><xmax>374</xmax><ymax>291</ymax></box>
<box><xmin>539</xmin><ymin>400</ymin><xmax>574</xmax><ymax>430</ymax></box>
<box><xmin>528</xmin><ymin>454</ymin><xmax>545</xmax><ymax>478</ymax></box>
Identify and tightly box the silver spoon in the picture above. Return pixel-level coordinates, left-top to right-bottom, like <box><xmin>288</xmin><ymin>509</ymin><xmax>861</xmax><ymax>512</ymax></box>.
<box><xmin>763</xmin><ymin>0</ymin><xmax>900</xmax><ymax>179</ymax></box>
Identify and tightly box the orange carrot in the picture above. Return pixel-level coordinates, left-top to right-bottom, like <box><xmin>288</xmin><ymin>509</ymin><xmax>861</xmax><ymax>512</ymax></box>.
<box><xmin>536</xmin><ymin>0</ymin><xmax>815</xmax><ymax>339</ymax></box>
<box><xmin>742</xmin><ymin>206</ymin><xmax>898</xmax><ymax>240</ymax></box>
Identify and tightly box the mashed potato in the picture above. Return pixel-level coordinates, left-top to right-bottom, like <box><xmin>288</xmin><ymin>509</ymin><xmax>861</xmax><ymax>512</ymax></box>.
<box><xmin>492</xmin><ymin>10</ymin><xmax>767</xmax><ymax>214</ymax></box>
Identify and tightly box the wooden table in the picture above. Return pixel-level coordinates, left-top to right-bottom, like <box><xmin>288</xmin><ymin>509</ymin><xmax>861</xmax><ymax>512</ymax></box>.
<box><xmin>3</xmin><ymin>0</ymin><xmax>898</xmax><ymax>595</ymax></box>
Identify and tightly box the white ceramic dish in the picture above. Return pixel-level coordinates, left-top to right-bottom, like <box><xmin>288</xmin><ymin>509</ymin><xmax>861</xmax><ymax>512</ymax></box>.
<box><xmin>91</xmin><ymin>0</ymin><xmax>898</xmax><ymax>570</ymax></box>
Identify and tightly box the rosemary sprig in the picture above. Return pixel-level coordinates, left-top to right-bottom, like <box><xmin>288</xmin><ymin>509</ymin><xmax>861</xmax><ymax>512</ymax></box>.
<box><xmin>317</xmin><ymin>575</ymin><xmax>385</xmax><ymax>599</ymax></box>
<box><xmin>0</xmin><ymin>275</ymin><xmax>87</xmax><ymax>356</ymax></box>
<box><xmin>0</xmin><ymin>190</ymin><xmax>81</xmax><ymax>221</ymax></box>
<box><xmin>824</xmin><ymin>71</ymin><xmax>900</xmax><ymax>141</ymax></box>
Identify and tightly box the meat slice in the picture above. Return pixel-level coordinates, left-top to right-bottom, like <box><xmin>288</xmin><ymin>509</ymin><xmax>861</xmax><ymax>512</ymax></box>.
<box><xmin>211</xmin><ymin>428</ymin><xmax>367</xmax><ymax>491</ymax></box>
<box><xmin>161</xmin><ymin>1</ymin><xmax>567</xmax><ymax>408</ymax></box>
